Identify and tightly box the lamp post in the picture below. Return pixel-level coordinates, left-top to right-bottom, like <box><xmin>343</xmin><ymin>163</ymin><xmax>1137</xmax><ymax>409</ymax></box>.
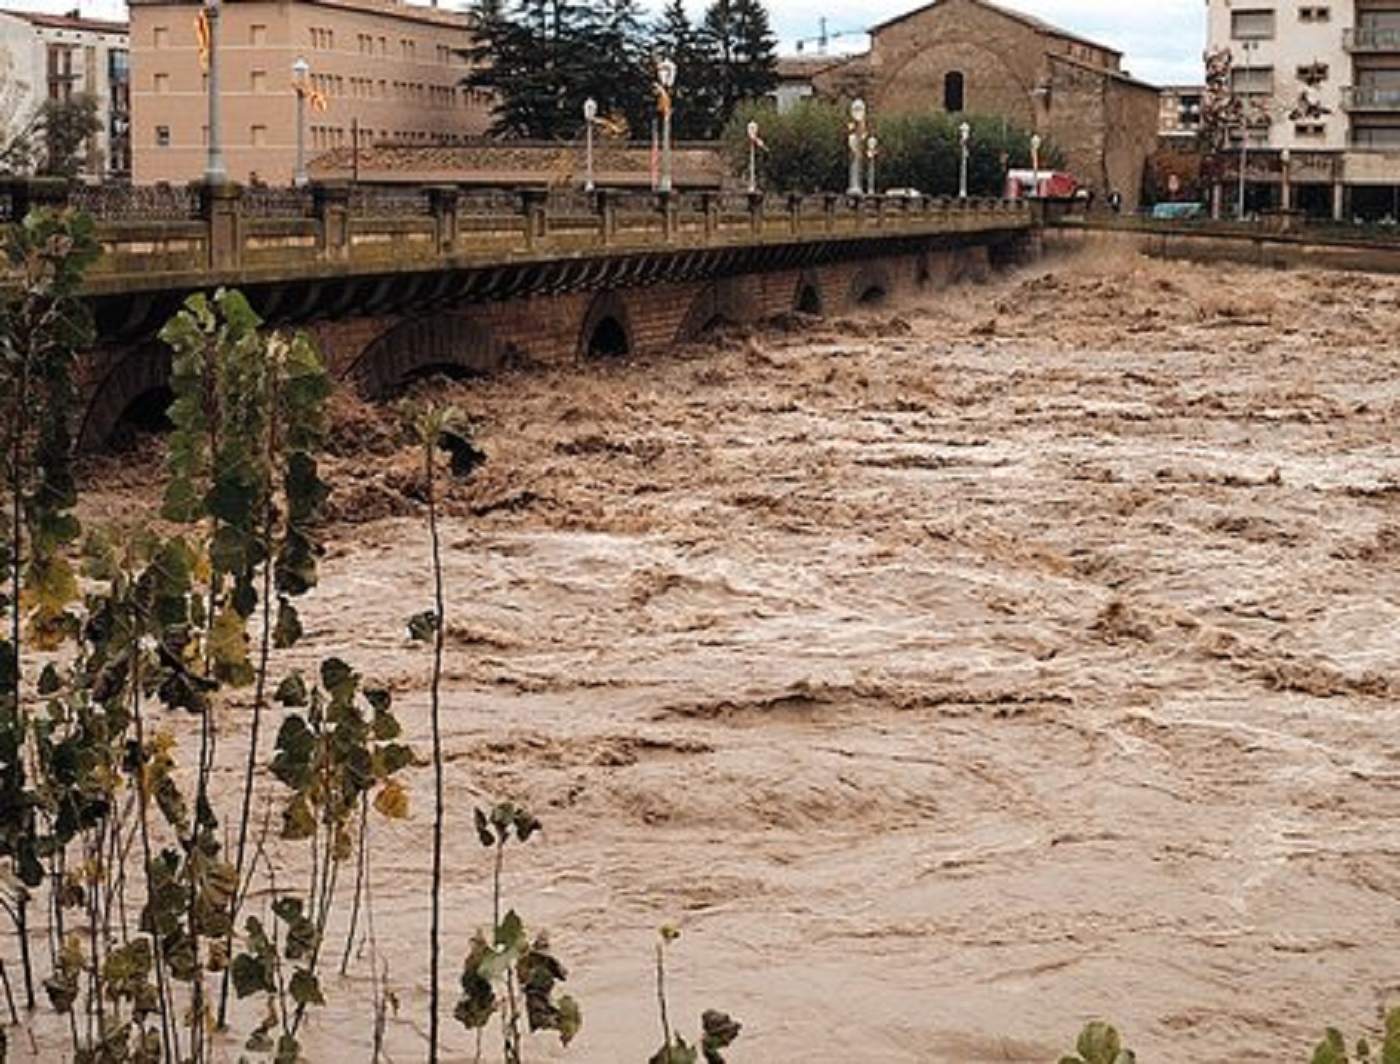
<box><xmin>583</xmin><ymin>97</ymin><xmax>597</xmax><ymax>192</ymax></box>
<box><xmin>204</xmin><ymin>0</ymin><xmax>226</xmax><ymax>182</ymax></box>
<box><xmin>1237</xmin><ymin>39</ymin><xmax>1256</xmax><ymax>219</ymax></box>
<box><xmin>657</xmin><ymin>57</ymin><xmax>676</xmax><ymax>194</ymax></box>
<box><xmin>866</xmin><ymin>133</ymin><xmax>878</xmax><ymax>196</ymax></box>
<box><xmin>1030</xmin><ymin>132</ymin><xmax>1042</xmax><ymax>196</ymax></box>
<box><xmin>848</xmin><ymin>97</ymin><xmax>866</xmax><ymax>195</ymax></box>
<box><xmin>747</xmin><ymin>120</ymin><xmax>760</xmax><ymax>194</ymax></box>
<box><xmin>958</xmin><ymin>120</ymin><xmax>970</xmax><ymax>199</ymax></box>
<box><xmin>292</xmin><ymin>55</ymin><xmax>309</xmax><ymax>188</ymax></box>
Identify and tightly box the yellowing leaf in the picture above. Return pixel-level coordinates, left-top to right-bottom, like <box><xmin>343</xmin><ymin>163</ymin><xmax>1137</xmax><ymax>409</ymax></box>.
<box><xmin>373</xmin><ymin>779</ymin><xmax>410</xmax><ymax>820</ymax></box>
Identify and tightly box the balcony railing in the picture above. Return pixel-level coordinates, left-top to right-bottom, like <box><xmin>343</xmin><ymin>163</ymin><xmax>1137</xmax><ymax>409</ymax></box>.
<box><xmin>1344</xmin><ymin>26</ymin><xmax>1400</xmax><ymax>51</ymax></box>
<box><xmin>1341</xmin><ymin>85</ymin><xmax>1400</xmax><ymax>110</ymax></box>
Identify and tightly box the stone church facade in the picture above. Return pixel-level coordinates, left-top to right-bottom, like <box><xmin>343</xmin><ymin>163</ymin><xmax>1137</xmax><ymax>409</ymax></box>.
<box><xmin>812</xmin><ymin>0</ymin><xmax>1161</xmax><ymax>210</ymax></box>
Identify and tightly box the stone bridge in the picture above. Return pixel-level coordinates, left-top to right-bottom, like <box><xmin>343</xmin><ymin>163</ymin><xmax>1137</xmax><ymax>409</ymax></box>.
<box><xmin>0</xmin><ymin>180</ymin><xmax>1037</xmax><ymax>449</ymax></box>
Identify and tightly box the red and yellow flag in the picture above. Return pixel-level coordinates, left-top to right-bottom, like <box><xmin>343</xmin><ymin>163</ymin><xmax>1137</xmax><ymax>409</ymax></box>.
<box><xmin>194</xmin><ymin>8</ymin><xmax>211</xmax><ymax>71</ymax></box>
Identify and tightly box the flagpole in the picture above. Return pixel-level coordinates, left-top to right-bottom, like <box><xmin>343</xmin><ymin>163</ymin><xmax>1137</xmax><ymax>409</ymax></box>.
<box><xmin>204</xmin><ymin>0</ymin><xmax>226</xmax><ymax>182</ymax></box>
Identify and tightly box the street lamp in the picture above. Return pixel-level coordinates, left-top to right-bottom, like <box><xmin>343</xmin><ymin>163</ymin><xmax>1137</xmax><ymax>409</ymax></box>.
<box><xmin>958</xmin><ymin>120</ymin><xmax>970</xmax><ymax>198</ymax></box>
<box><xmin>583</xmin><ymin>97</ymin><xmax>597</xmax><ymax>192</ymax></box>
<box><xmin>292</xmin><ymin>55</ymin><xmax>309</xmax><ymax>188</ymax></box>
<box><xmin>866</xmin><ymin>133</ymin><xmax>879</xmax><ymax>196</ymax></box>
<box><xmin>848</xmin><ymin>97</ymin><xmax>866</xmax><ymax>195</ymax></box>
<box><xmin>1030</xmin><ymin>132</ymin><xmax>1042</xmax><ymax>196</ymax></box>
<box><xmin>656</xmin><ymin>57</ymin><xmax>677</xmax><ymax>193</ymax></box>
<box><xmin>746</xmin><ymin>119</ymin><xmax>760</xmax><ymax>194</ymax></box>
<box><xmin>204</xmin><ymin>0</ymin><xmax>225</xmax><ymax>182</ymax></box>
<box><xmin>1237</xmin><ymin>39</ymin><xmax>1257</xmax><ymax>219</ymax></box>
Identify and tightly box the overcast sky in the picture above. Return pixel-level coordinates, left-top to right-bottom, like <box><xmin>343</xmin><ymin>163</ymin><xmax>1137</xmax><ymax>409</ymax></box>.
<box><xmin>6</xmin><ymin>0</ymin><xmax>1205</xmax><ymax>87</ymax></box>
<box><xmin>756</xmin><ymin>0</ymin><xmax>1206</xmax><ymax>86</ymax></box>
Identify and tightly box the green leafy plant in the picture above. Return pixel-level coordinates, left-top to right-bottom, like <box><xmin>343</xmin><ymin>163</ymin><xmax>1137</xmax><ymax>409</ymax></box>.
<box><xmin>649</xmin><ymin>926</ymin><xmax>740</xmax><ymax>1064</ymax></box>
<box><xmin>1311</xmin><ymin>1006</ymin><xmax>1400</xmax><ymax>1063</ymax></box>
<box><xmin>229</xmin><ymin>655</ymin><xmax>414</xmax><ymax>1058</ymax></box>
<box><xmin>454</xmin><ymin>802</ymin><xmax>580</xmax><ymax>1063</ymax></box>
<box><xmin>158</xmin><ymin>287</ymin><xmax>333</xmax><ymax>1028</ymax></box>
<box><xmin>0</xmin><ymin>207</ymin><xmax>97</xmax><ymax>1010</ymax></box>
<box><xmin>410</xmin><ymin>403</ymin><xmax>484</xmax><ymax>1061</ymax></box>
<box><xmin>1060</xmin><ymin>1020</ymin><xmax>1136</xmax><ymax>1064</ymax></box>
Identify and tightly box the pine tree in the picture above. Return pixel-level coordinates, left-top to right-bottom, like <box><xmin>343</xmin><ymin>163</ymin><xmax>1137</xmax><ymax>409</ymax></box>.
<box><xmin>696</xmin><ymin>0</ymin><xmax>777</xmax><ymax>138</ymax></box>
<box><xmin>728</xmin><ymin>0</ymin><xmax>777</xmax><ymax>107</ymax></box>
<box><xmin>578</xmin><ymin>0</ymin><xmax>650</xmax><ymax>138</ymax></box>
<box><xmin>650</xmin><ymin>0</ymin><xmax>711</xmax><ymax>140</ymax></box>
<box><xmin>463</xmin><ymin>0</ymin><xmax>591</xmax><ymax>139</ymax></box>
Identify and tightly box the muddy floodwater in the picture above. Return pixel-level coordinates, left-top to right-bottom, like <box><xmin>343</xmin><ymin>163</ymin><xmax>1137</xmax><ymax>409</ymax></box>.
<box><xmin>64</xmin><ymin>246</ymin><xmax>1400</xmax><ymax>1062</ymax></box>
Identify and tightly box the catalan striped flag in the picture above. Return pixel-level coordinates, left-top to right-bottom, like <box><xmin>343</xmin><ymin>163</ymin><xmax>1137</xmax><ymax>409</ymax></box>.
<box><xmin>194</xmin><ymin>8</ymin><xmax>211</xmax><ymax>71</ymax></box>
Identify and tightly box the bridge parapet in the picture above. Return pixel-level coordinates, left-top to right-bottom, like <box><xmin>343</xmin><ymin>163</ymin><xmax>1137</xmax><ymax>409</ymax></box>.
<box><xmin>0</xmin><ymin>178</ymin><xmax>1031</xmax><ymax>298</ymax></box>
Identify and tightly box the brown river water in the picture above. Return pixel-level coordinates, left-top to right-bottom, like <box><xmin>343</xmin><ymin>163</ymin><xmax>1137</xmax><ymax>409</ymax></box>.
<box><xmin>33</xmin><ymin>244</ymin><xmax>1400</xmax><ymax>1061</ymax></box>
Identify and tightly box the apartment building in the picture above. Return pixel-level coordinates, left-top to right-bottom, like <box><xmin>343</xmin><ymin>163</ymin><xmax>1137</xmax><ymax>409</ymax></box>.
<box><xmin>1159</xmin><ymin>85</ymin><xmax>1205</xmax><ymax>142</ymax></box>
<box><xmin>0</xmin><ymin>9</ymin><xmax>130</xmax><ymax>180</ymax></box>
<box><xmin>1207</xmin><ymin>0</ymin><xmax>1400</xmax><ymax>219</ymax></box>
<box><xmin>129</xmin><ymin>0</ymin><xmax>493</xmax><ymax>185</ymax></box>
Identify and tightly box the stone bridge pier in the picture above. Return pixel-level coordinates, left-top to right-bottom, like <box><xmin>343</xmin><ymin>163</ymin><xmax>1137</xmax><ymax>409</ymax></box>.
<box><xmin>76</xmin><ymin>235</ymin><xmax>1024</xmax><ymax>450</ymax></box>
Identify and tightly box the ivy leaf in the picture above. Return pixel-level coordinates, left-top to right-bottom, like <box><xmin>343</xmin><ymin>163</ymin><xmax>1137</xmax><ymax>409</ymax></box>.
<box><xmin>275</xmin><ymin>672</ymin><xmax>309</xmax><ymax>708</ymax></box>
<box><xmin>271</xmin><ymin>716</ymin><xmax>315</xmax><ymax>790</ymax></box>
<box><xmin>281</xmin><ymin>793</ymin><xmax>316</xmax><ymax>840</ymax></box>
<box><xmin>274</xmin><ymin>1033</ymin><xmax>301</xmax><ymax>1064</ymax></box>
<box><xmin>650</xmin><ymin>1037</ymin><xmax>699</xmax><ymax>1064</ymax></box>
<box><xmin>701</xmin><ymin>1009</ymin><xmax>742</xmax><ymax>1063</ymax></box>
<box><xmin>454</xmin><ymin>933</ymin><xmax>498</xmax><ymax>1031</ymax></box>
<box><xmin>407</xmin><ymin>610</ymin><xmax>438</xmax><ymax>643</ymax></box>
<box><xmin>37</xmin><ymin>663</ymin><xmax>61</xmax><ymax>695</ymax></box>
<box><xmin>373</xmin><ymin>779</ymin><xmax>410</xmax><ymax>820</ymax></box>
<box><xmin>514</xmin><ymin>807</ymin><xmax>541</xmax><ymax>843</ymax></box>
<box><xmin>273</xmin><ymin>597</ymin><xmax>303</xmax><ymax>649</ymax></box>
<box><xmin>320</xmin><ymin>657</ymin><xmax>357</xmax><ymax>706</ymax></box>
<box><xmin>1311</xmin><ymin>1029</ymin><xmax>1348</xmax><ymax>1064</ymax></box>
<box><xmin>231</xmin><ymin>951</ymin><xmax>274</xmax><ymax>998</ymax></box>
<box><xmin>289</xmin><ymin>968</ymin><xmax>325</xmax><ymax>1007</ymax></box>
<box><xmin>209</xmin><ymin>604</ymin><xmax>254</xmax><ymax>687</ymax></box>
<box><xmin>474</xmin><ymin>807</ymin><xmax>495</xmax><ymax>847</ymax></box>
<box><xmin>557</xmin><ymin>993</ymin><xmax>583</xmax><ymax>1047</ymax></box>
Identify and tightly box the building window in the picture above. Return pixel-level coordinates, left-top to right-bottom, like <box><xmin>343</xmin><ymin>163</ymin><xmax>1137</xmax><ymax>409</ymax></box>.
<box><xmin>1299</xmin><ymin>6</ymin><xmax>1329</xmax><ymax>22</ymax></box>
<box><xmin>250</xmin><ymin>23</ymin><xmax>267</xmax><ymax>46</ymax></box>
<box><xmin>1232</xmin><ymin>66</ymin><xmax>1274</xmax><ymax>95</ymax></box>
<box><xmin>250</xmin><ymin>69</ymin><xmax>266</xmax><ymax>93</ymax></box>
<box><xmin>1294</xmin><ymin>121</ymin><xmax>1325</xmax><ymax>137</ymax></box>
<box><xmin>155</xmin><ymin>125</ymin><xmax>170</xmax><ymax>147</ymax></box>
<box><xmin>1352</xmin><ymin>124</ymin><xmax>1400</xmax><ymax>148</ymax></box>
<box><xmin>1297</xmin><ymin>62</ymin><xmax>1329</xmax><ymax>84</ymax></box>
<box><xmin>153</xmin><ymin>25</ymin><xmax>169</xmax><ymax>48</ymax></box>
<box><xmin>153</xmin><ymin>71</ymin><xmax>170</xmax><ymax>93</ymax></box>
<box><xmin>943</xmin><ymin>70</ymin><xmax>965</xmax><ymax>113</ymax></box>
<box><xmin>1231</xmin><ymin>9</ymin><xmax>1276</xmax><ymax>40</ymax></box>
<box><xmin>251</xmin><ymin>124</ymin><xmax>267</xmax><ymax>147</ymax></box>
<box><xmin>47</xmin><ymin>44</ymin><xmax>76</xmax><ymax>101</ymax></box>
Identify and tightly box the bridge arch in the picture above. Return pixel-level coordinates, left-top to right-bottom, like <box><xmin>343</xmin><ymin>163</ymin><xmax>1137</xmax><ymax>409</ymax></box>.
<box><xmin>849</xmin><ymin>264</ymin><xmax>893</xmax><ymax>307</ymax></box>
<box><xmin>794</xmin><ymin>271</ymin><xmax>825</xmax><ymax>316</ymax></box>
<box><xmin>79</xmin><ymin>342</ymin><xmax>172</xmax><ymax>452</ymax></box>
<box><xmin>579</xmin><ymin>291</ymin><xmax>633</xmax><ymax>359</ymax></box>
<box><xmin>347</xmin><ymin>312</ymin><xmax>512</xmax><ymax>398</ymax></box>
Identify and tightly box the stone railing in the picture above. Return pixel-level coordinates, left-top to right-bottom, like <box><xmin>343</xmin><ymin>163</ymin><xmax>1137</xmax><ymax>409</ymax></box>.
<box><xmin>0</xmin><ymin>178</ymin><xmax>1032</xmax><ymax>293</ymax></box>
